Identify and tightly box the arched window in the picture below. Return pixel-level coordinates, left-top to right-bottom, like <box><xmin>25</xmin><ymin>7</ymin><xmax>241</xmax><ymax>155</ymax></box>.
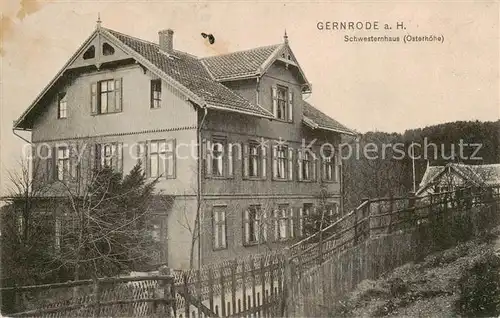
<box><xmin>83</xmin><ymin>45</ymin><xmax>95</xmax><ymax>60</ymax></box>
<box><xmin>102</xmin><ymin>43</ymin><xmax>115</xmax><ymax>56</ymax></box>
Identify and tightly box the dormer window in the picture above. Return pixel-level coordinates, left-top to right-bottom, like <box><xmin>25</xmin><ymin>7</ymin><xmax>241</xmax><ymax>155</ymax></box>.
<box><xmin>58</xmin><ymin>92</ymin><xmax>67</xmax><ymax>119</ymax></box>
<box><xmin>83</xmin><ymin>45</ymin><xmax>95</xmax><ymax>60</ymax></box>
<box><xmin>102</xmin><ymin>43</ymin><xmax>115</xmax><ymax>56</ymax></box>
<box><xmin>272</xmin><ymin>85</ymin><xmax>293</xmax><ymax>122</ymax></box>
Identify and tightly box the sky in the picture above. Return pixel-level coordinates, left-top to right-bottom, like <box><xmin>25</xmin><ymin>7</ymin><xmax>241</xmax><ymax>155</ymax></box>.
<box><xmin>1</xmin><ymin>1</ymin><xmax>499</xmax><ymax>195</ymax></box>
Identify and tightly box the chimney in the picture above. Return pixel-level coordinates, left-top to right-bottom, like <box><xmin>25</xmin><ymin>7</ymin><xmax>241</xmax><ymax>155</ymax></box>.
<box><xmin>159</xmin><ymin>29</ymin><xmax>174</xmax><ymax>54</ymax></box>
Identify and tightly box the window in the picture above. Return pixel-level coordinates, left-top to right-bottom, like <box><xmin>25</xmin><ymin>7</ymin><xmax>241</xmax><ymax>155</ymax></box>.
<box><xmin>58</xmin><ymin>92</ymin><xmax>67</xmax><ymax>119</ymax></box>
<box><xmin>95</xmin><ymin>143</ymin><xmax>123</xmax><ymax>172</ymax></box>
<box><xmin>273</xmin><ymin>144</ymin><xmax>293</xmax><ymax>180</ymax></box>
<box><xmin>91</xmin><ymin>79</ymin><xmax>122</xmax><ymax>115</ymax></box>
<box><xmin>205</xmin><ymin>138</ymin><xmax>233</xmax><ymax>178</ymax></box>
<box><xmin>300</xmin><ymin>203</ymin><xmax>313</xmax><ymax>236</ymax></box>
<box><xmin>276</xmin><ymin>86</ymin><xmax>287</xmax><ymax>120</ymax></box>
<box><xmin>326</xmin><ymin>203</ymin><xmax>340</xmax><ymax>217</ymax></box>
<box><xmin>83</xmin><ymin>45</ymin><xmax>95</xmax><ymax>60</ymax></box>
<box><xmin>322</xmin><ymin>148</ymin><xmax>338</xmax><ymax>182</ymax></box>
<box><xmin>298</xmin><ymin>149</ymin><xmax>316</xmax><ymax>181</ymax></box>
<box><xmin>244</xmin><ymin>205</ymin><xmax>267</xmax><ymax>245</ymax></box>
<box><xmin>102</xmin><ymin>43</ymin><xmax>115</xmax><ymax>56</ymax></box>
<box><xmin>243</xmin><ymin>142</ymin><xmax>266</xmax><ymax>179</ymax></box>
<box><xmin>149</xmin><ymin>140</ymin><xmax>175</xmax><ymax>178</ymax></box>
<box><xmin>150</xmin><ymin>80</ymin><xmax>162</xmax><ymax>109</ymax></box>
<box><xmin>277</xmin><ymin>146</ymin><xmax>287</xmax><ymax>179</ymax></box>
<box><xmin>212</xmin><ymin>141</ymin><xmax>224</xmax><ymax>177</ymax></box>
<box><xmin>272</xmin><ymin>85</ymin><xmax>293</xmax><ymax>121</ymax></box>
<box><xmin>213</xmin><ymin>206</ymin><xmax>227</xmax><ymax>250</ymax></box>
<box><xmin>274</xmin><ymin>205</ymin><xmax>289</xmax><ymax>240</ymax></box>
<box><xmin>57</xmin><ymin>147</ymin><xmax>70</xmax><ymax>181</ymax></box>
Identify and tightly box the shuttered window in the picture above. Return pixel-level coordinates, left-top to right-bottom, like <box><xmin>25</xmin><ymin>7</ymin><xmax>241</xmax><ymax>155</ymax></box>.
<box><xmin>272</xmin><ymin>85</ymin><xmax>293</xmax><ymax>121</ymax></box>
<box><xmin>213</xmin><ymin>206</ymin><xmax>227</xmax><ymax>250</ymax></box>
<box><xmin>94</xmin><ymin>142</ymin><xmax>123</xmax><ymax>172</ymax></box>
<box><xmin>91</xmin><ymin>78</ymin><xmax>123</xmax><ymax>115</ymax></box>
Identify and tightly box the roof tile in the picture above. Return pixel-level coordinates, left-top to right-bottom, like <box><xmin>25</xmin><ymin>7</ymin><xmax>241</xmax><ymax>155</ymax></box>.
<box><xmin>105</xmin><ymin>28</ymin><xmax>273</xmax><ymax>118</ymax></box>
<box><xmin>201</xmin><ymin>44</ymin><xmax>281</xmax><ymax>80</ymax></box>
<box><xmin>303</xmin><ymin>101</ymin><xmax>356</xmax><ymax>135</ymax></box>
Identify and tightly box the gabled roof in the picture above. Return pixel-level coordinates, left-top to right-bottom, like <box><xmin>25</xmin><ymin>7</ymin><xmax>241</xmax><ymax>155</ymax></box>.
<box><xmin>14</xmin><ymin>27</ymin><xmax>274</xmax><ymax>129</ymax></box>
<box><xmin>201</xmin><ymin>44</ymin><xmax>282</xmax><ymax>80</ymax></box>
<box><xmin>302</xmin><ymin>101</ymin><xmax>357</xmax><ymax>136</ymax></box>
<box><xmin>105</xmin><ymin>29</ymin><xmax>273</xmax><ymax>119</ymax></box>
<box><xmin>416</xmin><ymin>163</ymin><xmax>500</xmax><ymax>195</ymax></box>
<box><xmin>200</xmin><ymin>41</ymin><xmax>311</xmax><ymax>92</ymax></box>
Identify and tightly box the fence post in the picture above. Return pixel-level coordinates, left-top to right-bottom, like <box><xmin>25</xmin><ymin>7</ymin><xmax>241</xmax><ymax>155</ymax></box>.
<box><xmin>408</xmin><ymin>191</ymin><xmax>416</xmax><ymax>228</ymax></box>
<box><xmin>283</xmin><ymin>247</ymin><xmax>293</xmax><ymax>318</ymax></box>
<box><xmin>353</xmin><ymin>206</ymin><xmax>359</xmax><ymax>245</ymax></box>
<box><xmin>362</xmin><ymin>198</ymin><xmax>369</xmax><ymax>239</ymax></box>
<box><xmin>159</xmin><ymin>266</ymin><xmax>173</xmax><ymax>317</ymax></box>
<box><xmin>92</xmin><ymin>277</ymin><xmax>101</xmax><ymax>318</ymax></box>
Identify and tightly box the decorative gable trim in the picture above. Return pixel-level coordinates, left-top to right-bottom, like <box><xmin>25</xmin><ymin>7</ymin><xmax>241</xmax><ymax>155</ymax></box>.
<box><xmin>260</xmin><ymin>43</ymin><xmax>312</xmax><ymax>93</ymax></box>
<box><xmin>14</xmin><ymin>28</ymin><xmax>206</xmax><ymax>130</ymax></box>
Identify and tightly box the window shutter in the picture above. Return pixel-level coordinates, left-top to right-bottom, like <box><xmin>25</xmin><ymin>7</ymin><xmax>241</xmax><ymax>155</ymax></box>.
<box><xmin>115</xmin><ymin>78</ymin><xmax>122</xmax><ymax>111</ymax></box>
<box><xmin>90</xmin><ymin>82</ymin><xmax>97</xmax><ymax>114</ymax></box>
<box><xmin>262</xmin><ymin>209</ymin><xmax>267</xmax><ymax>241</ymax></box>
<box><xmin>243</xmin><ymin>144</ymin><xmax>249</xmax><ymax>178</ymax></box>
<box><xmin>272</xmin><ymin>145</ymin><xmax>278</xmax><ymax>179</ymax></box>
<box><xmin>312</xmin><ymin>153</ymin><xmax>317</xmax><ymax>181</ymax></box>
<box><xmin>322</xmin><ymin>157</ymin><xmax>327</xmax><ymax>181</ymax></box>
<box><xmin>228</xmin><ymin>144</ymin><xmax>233</xmax><ymax>177</ymax></box>
<box><xmin>89</xmin><ymin>143</ymin><xmax>95</xmax><ymax>173</ymax></box>
<box><xmin>298</xmin><ymin>150</ymin><xmax>303</xmax><ymax>181</ymax></box>
<box><xmin>213</xmin><ymin>210</ymin><xmax>219</xmax><ymax>249</ymax></box>
<box><xmin>244</xmin><ymin>209</ymin><xmax>250</xmax><ymax>245</ymax></box>
<box><xmin>117</xmin><ymin>142</ymin><xmax>123</xmax><ymax>172</ymax></box>
<box><xmin>204</xmin><ymin>140</ymin><xmax>212</xmax><ymax>177</ymax></box>
<box><xmin>299</xmin><ymin>208</ymin><xmax>304</xmax><ymax>236</ymax></box>
<box><xmin>289</xmin><ymin>208</ymin><xmax>294</xmax><ymax>238</ymax></box>
<box><xmin>334</xmin><ymin>151</ymin><xmax>339</xmax><ymax>182</ymax></box>
<box><xmin>52</xmin><ymin>146</ymin><xmax>57</xmax><ymax>181</ymax></box>
<box><xmin>261</xmin><ymin>145</ymin><xmax>267</xmax><ymax>179</ymax></box>
<box><xmin>145</xmin><ymin>141</ymin><xmax>150</xmax><ymax>177</ymax></box>
<box><xmin>272</xmin><ymin>86</ymin><xmax>278</xmax><ymax>118</ymax></box>
<box><xmin>273</xmin><ymin>209</ymin><xmax>278</xmax><ymax>242</ymax></box>
<box><xmin>70</xmin><ymin>145</ymin><xmax>78</xmax><ymax>179</ymax></box>
<box><xmin>288</xmin><ymin>90</ymin><xmax>293</xmax><ymax>122</ymax></box>
<box><xmin>221</xmin><ymin>211</ymin><xmax>226</xmax><ymax>248</ymax></box>
<box><xmin>288</xmin><ymin>148</ymin><xmax>293</xmax><ymax>181</ymax></box>
<box><xmin>169</xmin><ymin>139</ymin><xmax>176</xmax><ymax>178</ymax></box>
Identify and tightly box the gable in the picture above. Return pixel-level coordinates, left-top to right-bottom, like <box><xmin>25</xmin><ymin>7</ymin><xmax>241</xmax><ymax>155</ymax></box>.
<box><xmin>68</xmin><ymin>32</ymin><xmax>132</xmax><ymax>70</ymax></box>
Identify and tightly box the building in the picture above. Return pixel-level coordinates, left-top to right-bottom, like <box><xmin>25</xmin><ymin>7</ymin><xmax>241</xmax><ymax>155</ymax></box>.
<box><xmin>13</xmin><ymin>23</ymin><xmax>356</xmax><ymax>269</ymax></box>
<box><xmin>416</xmin><ymin>162</ymin><xmax>500</xmax><ymax>196</ymax></box>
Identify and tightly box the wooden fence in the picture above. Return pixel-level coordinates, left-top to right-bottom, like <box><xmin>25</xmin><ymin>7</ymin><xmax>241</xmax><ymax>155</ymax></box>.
<box><xmin>3</xmin><ymin>187</ymin><xmax>499</xmax><ymax>317</ymax></box>
<box><xmin>287</xmin><ymin>187</ymin><xmax>500</xmax><ymax>317</ymax></box>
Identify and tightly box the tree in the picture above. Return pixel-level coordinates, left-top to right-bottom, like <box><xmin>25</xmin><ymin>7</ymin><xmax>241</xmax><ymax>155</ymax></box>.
<box><xmin>302</xmin><ymin>184</ymin><xmax>341</xmax><ymax>242</ymax></box>
<box><xmin>52</xmin><ymin>162</ymin><xmax>160</xmax><ymax>280</ymax></box>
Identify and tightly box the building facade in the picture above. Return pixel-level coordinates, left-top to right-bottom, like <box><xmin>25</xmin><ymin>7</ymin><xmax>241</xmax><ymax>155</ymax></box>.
<box><xmin>13</xmin><ymin>24</ymin><xmax>356</xmax><ymax>269</ymax></box>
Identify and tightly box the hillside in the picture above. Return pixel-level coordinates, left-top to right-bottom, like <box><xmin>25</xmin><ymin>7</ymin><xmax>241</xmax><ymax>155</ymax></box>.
<box><xmin>330</xmin><ymin>226</ymin><xmax>500</xmax><ymax>317</ymax></box>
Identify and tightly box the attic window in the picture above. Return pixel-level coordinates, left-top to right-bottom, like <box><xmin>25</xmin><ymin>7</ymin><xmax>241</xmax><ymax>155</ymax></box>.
<box><xmin>287</xmin><ymin>55</ymin><xmax>291</xmax><ymax>60</ymax></box>
<box><xmin>102</xmin><ymin>43</ymin><xmax>115</xmax><ymax>56</ymax></box>
<box><xmin>83</xmin><ymin>45</ymin><xmax>95</xmax><ymax>60</ymax></box>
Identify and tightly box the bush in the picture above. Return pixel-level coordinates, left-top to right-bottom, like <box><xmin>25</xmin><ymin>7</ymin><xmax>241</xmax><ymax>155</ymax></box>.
<box><xmin>455</xmin><ymin>252</ymin><xmax>500</xmax><ymax>317</ymax></box>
